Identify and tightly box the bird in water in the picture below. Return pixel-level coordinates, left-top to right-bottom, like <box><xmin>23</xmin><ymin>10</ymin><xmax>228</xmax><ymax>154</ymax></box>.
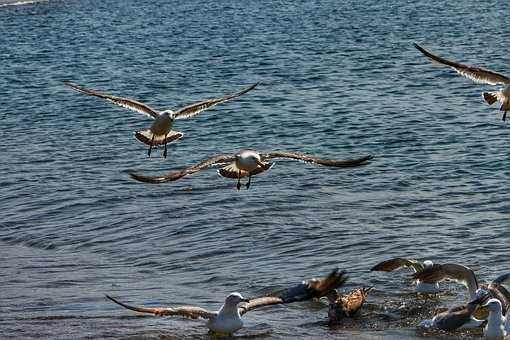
<box><xmin>419</xmin><ymin>290</ymin><xmax>490</xmax><ymax>332</ymax></box>
<box><xmin>370</xmin><ymin>258</ymin><xmax>440</xmax><ymax>293</ymax></box>
<box><xmin>130</xmin><ymin>150</ymin><xmax>373</xmax><ymax>190</ymax></box>
<box><xmin>326</xmin><ymin>286</ymin><xmax>373</xmax><ymax>324</ymax></box>
<box><xmin>412</xmin><ymin>263</ymin><xmax>510</xmax><ymax>320</ymax></box>
<box><xmin>414</xmin><ymin>43</ymin><xmax>510</xmax><ymax>121</ymax></box>
<box><xmin>482</xmin><ymin>298</ymin><xmax>510</xmax><ymax>340</ymax></box>
<box><xmin>64</xmin><ymin>81</ymin><xmax>258</xmax><ymax>158</ymax></box>
<box><xmin>106</xmin><ymin>268</ymin><xmax>347</xmax><ymax>335</ymax></box>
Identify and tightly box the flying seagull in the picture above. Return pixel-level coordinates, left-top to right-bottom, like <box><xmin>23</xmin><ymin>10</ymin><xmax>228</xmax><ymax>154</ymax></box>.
<box><xmin>414</xmin><ymin>43</ymin><xmax>510</xmax><ymax>121</ymax></box>
<box><xmin>419</xmin><ymin>291</ymin><xmax>489</xmax><ymax>331</ymax></box>
<box><xmin>412</xmin><ymin>263</ymin><xmax>510</xmax><ymax>319</ymax></box>
<box><xmin>106</xmin><ymin>268</ymin><xmax>347</xmax><ymax>335</ymax></box>
<box><xmin>370</xmin><ymin>258</ymin><xmax>439</xmax><ymax>293</ymax></box>
<box><xmin>130</xmin><ymin>150</ymin><xmax>373</xmax><ymax>190</ymax></box>
<box><xmin>326</xmin><ymin>286</ymin><xmax>373</xmax><ymax>324</ymax></box>
<box><xmin>64</xmin><ymin>81</ymin><xmax>258</xmax><ymax>158</ymax></box>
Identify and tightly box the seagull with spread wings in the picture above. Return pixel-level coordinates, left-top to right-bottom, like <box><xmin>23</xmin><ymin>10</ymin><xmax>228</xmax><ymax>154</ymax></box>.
<box><xmin>413</xmin><ymin>263</ymin><xmax>510</xmax><ymax>320</ymax></box>
<box><xmin>414</xmin><ymin>43</ymin><xmax>510</xmax><ymax>121</ymax></box>
<box><xmin>130</xmin><ymin>149</ymin><xmax>373</xmax><ymax>190</ymax></box>
<box><xmin>370</xmin><ymin>258</ymin><xmax>440</xmax><ymax>293</ymax></box>
<box><xmin>64</xmin><ymin>81</ymin><xmax>258</xmax><ymax>158</ymax></box>
<box><xmin>106</xmin><ymin>268</ymin><xmax>347</xmax><ymax>335</ymax></box>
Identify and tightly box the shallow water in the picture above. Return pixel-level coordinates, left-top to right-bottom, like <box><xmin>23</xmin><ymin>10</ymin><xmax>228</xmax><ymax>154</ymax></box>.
<box><xmin>1</xmin><ymin>0</ymin><xmax>509</xmax><ymax>338</ymax></box>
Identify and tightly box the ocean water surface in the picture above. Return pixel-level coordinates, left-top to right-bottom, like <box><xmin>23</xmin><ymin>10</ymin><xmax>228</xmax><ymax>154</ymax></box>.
<box><xmin>1</xmin><ymin>0</ymin><xmax>509</xmax><ymax>338</ymax></box>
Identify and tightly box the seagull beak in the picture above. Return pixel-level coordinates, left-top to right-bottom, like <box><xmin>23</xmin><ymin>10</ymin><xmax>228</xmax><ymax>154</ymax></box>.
<box><xmin>242</xmin><ymin>298</ymin><xmax>250</xmax><ymax>303</ymax></box>
<box><xmin>256</xmin><ymin>160</ymin><xmax>266</xmax><ymax>168</ymax></box>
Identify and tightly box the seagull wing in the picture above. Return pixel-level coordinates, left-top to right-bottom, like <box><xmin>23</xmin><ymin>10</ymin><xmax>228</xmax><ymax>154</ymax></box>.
<box><xmin>64</xmin><ymin>81</ymin><xmax>159</xmax><ymax>119</ymax></box>
<box><xmin>433</xmin><ymin>294</ymin><xmax>488</xmax><ymax>331</ymax></box>
<box><xmin>239</xmin><ymin>268</ymin><xmax>347</xmax><ymax>316</ymax></box>
<box><xmin>414</xmin><ymin>43</ymin><xmax>510</xmax><ymax>85</ymax></box>
<box><xmin>172</xmin><ymin>83</ymin><xmax>258</xmax><ymax>120</ymax></box>
<box><xmin>130</xmin><ymin>154</ymin><xmax>235</xmax><ymax>184</ymax></box>
<box><xmin>487</xmin><ymin>273</ymin><xmax>510</xmax><ymax>315</ymax></box>
<box><xmin>370</xmin><ymin>258</ymin><xmax>424</xmax><ymax>273</ymax></box>
<box><xmin>106</xmin><ymin>295</ymin><xmax>216</xmax><ymax>319</ymax></box>
<box><xmin>412</xmin><ymin>263</ymin><xmax>479</xmax><ymax>289</ymax></box>
<box><xmin>260</xmin><ymin>151</ymin><xmax>373</xmax><ymax>167</ymax></box>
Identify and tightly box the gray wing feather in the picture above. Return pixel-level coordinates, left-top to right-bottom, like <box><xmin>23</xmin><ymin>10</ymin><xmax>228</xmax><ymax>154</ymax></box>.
<box><xmin>173</xmin><ymin>83</ymin><xmax>258</xmax><ymax>120</ymax></box>
<box><xmin>414</xmin><ymin>43</ymin><xmax>510</xmax><ymax>85</ymax></box>
<box><xmin>130</xmin><ymin>154</ymin><xmax>235</xmax><ymax>184</ymax></box>
<box><xmin>261</xmin><ymin>151</ymin><xmax>373</xmax><ymax>167</ymax></box>
<box><xmin>64</xmin><ymin>81</ymin><xmax>159</xmax><ymax>119</ymax></box>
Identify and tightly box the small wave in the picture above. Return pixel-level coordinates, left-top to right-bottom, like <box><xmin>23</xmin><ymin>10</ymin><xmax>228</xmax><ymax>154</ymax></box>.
<box><xmin>0</xmin><ymin>0</ymin><xmax>48</xmax><ymax>7</ymax></box>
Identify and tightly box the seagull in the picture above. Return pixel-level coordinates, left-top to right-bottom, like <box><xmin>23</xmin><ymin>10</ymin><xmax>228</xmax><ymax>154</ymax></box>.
<box><xmin>419</xmin><ymin>291</ymin><xmax>489</xmax><ymax>331</ymax></box>
<box><xmin>326</xmin><ymin>287</ymin><xmax>373</xmax><ymax>324</ymax></box>
<box><xmin>414</xmin><ymin>43</ymin><xmax>510</xmax><ymax>121</ymax></box>
<box><xmin>130</xmin><ymin>150</ymin><xmax>373</xmax><ymax>190</ymax></box>
<box><xmin>412</xmin><ymin>263</ymin><xmax>510</xmax><ymax>319</ymax></box>
<box><xmin>106</xmin><ymin>268</ymin><xmax>347</xmax><ymax>335</ymax></box>
<box><xmin>370</xmin><ymin>258</ymin><xmax>439</xmax><ymax>293</ymax></box>
<box><xmin>63</xmin><ymin>81</ymin><xmax>258</xmax><ymax>158</ymax></box>
<box><xmin>482</xmin><ymin>298</ymin><xmax>509</xmax><ymax>340</ymax></box>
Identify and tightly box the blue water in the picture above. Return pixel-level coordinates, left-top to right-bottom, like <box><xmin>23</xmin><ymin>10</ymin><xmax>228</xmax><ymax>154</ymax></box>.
<box><xmin>1</xmin><ymin>0</ymin><xmax>509</xmax><ymax>338</ymax></box>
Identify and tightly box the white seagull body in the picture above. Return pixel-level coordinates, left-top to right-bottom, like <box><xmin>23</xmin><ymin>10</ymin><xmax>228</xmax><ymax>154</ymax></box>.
<box><xmin>483</xmin><ymin>298</ymin><xmax>510</xmax><ymax>340</ymax></box>
<box><xmin>130</xmin><ymin>150</ymin><xmax>373</xmax><ymax>190</ymax></box>
<box><xmin>64</xmin><ymin>81</ymin><xmax>258</xmax><ymax>158</ymax></box>
<box><xmin>106</xmin><ymin>268</ymin><xmax>347</xmax><ymax>335</ymax></box>
<box><xmin>370</xmin><ymin>258</ymin><xmax>439</xmax><ymax>293</ymax></box>
<box><xmin>414</xmin><ymin>43</ymin><xmax>510</xmax><ymax>121</ymax></box>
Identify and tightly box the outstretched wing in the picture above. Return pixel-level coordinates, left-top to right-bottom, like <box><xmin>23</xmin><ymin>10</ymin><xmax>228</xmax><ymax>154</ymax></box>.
<box><xmin>260</xmin><ymin>151</ymin><xmax>373</xmax><ymax>167</ymax></box>
<box><xmin>106</xmin><ymin>295</ymin><xmax>216</xmax><ymax>319</ymax></box>
<box><xmin>488</xmin><ymin>273</ymin><xmax>510</xmax><ymax>315</ymax></box>
<box><xmin>130</xmin><ymin>154</ymin><xmax>235</xmax><ymax>184</ymax></box>
<box><xmin>414</xmin><ymin>43</ymin><xmax>510</xmax><ymax>85</ymax></box>
<box><xmin>239</xmin><ymin>268</ymin><xmax>347</xmax><ymax>316</ymax></box>
<box><xmin>412</xmin><ymin>263</ymin><xmax>479</xmax><ymax>289</ymax></box>
<box><xmin>64</xmin><ymin>81</ymin><xmax>159</xmax><ymax>119</ymax></box>
<box><xmin>173</xmin><ymin>83</ymin><xmax>258</xmax><ymax>120</ymax></box>
<box><xmin>370</xmin><ymin>258</ymin><xmax>424</xmax><ymax>273</ymax></box>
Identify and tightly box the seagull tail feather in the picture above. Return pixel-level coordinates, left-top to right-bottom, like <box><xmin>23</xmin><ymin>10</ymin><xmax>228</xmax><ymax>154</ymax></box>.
<box><xmin>134</xmin><ymin>129</ymin><xmax>183</xmax><ymax>146</ymax></box>
<box><xmin>482</xmin><ymin>92</ymin><xmax>498</xmax><ymax>106</ymax></box>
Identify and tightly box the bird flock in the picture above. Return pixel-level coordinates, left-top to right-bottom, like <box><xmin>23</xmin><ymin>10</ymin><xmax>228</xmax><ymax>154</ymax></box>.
<box><xmin>64</xmin><ymin>43</ymin><xmax>510</xmax><ymax>338</ymax></box>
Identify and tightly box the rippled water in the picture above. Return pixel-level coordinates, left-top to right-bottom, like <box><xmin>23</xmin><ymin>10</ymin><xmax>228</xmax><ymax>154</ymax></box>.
<box><xmin>1</xmin><ymin>0</ymin><xmax>509</xmax><ymax>338</ymax></box>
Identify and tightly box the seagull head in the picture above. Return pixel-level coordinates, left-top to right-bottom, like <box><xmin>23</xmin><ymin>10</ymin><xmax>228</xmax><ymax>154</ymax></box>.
<box><xmin>225</xmin><ymin>292</ymin><xmax>250</xmax><ymax>306</ymax></box>
<box><xmin>482</xmin><ymin>298</ymin><xmax>503</xmax><ymax>312</ymax></box>
<box><xmin>161</xmin><ymin>110</ymin><xmax>175</xmax><ymax>119</ymax></box>
<box><xmin>423</xmin><ymin>260</ymin><xmax>434</xmax><ymax>268</ymax></box>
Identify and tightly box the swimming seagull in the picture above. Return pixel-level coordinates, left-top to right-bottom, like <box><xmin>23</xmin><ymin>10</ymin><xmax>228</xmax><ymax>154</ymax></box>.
<box><xmin>130</xmin><ymin>150</ymin><xmax>373</xmax><ymax>190</ymax></box>
<box><xmin>370</xmin><ymin>258</ymin><xmax>439</xmax><ymax>293</ymax></box>
<box><xmin>414</xmin><ymin>43</ymin><xmax>510</xmax><ymax>121</ymax></box>
<box><xmin>419</xmin><ymin>291</ymin><xmax>490</xmax><ymax>331</ymax></box>
<box><xmin>412</xmin><ymin>263</ymin><xmax>510</xmax><ymax>319</ymax></box>
<box><xmin>106</xmin><ymin>268</ymin><xmax>347</xmax><ymax>335</ymax></box>
<box><xmin>326</xmin><ymin>286</ymin><xmax>373</xmax><ymax>324</ymax></box>
<box><xmin>63</xmin><ymin>81</ymin><xmax>258</xmax><ymax>158</ymax></box>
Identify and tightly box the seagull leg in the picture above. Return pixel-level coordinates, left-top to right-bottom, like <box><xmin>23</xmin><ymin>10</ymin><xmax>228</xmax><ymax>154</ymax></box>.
<box><xmin>163</xmin><ymin>134</ymin><xmax>168</xmax><ymax>158</ymax></box>
<box><xmin>503</xmin><ymin>111</ymin><xmax>507</xmax><ymax>122</ymax></box>
<box><xmin>148</xmin><ymin>135</ymin><xmax>154</xmax><ymax>158</ymax></box>
<box><xmin>246</xmin><ymin>174</ymin><xmax>252</xmax><ymax>189</ymax></box>
<box><xmin>236</xmin><ymin>171</ymin><xmax>241</xmax><ymax>190</ymax></box>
